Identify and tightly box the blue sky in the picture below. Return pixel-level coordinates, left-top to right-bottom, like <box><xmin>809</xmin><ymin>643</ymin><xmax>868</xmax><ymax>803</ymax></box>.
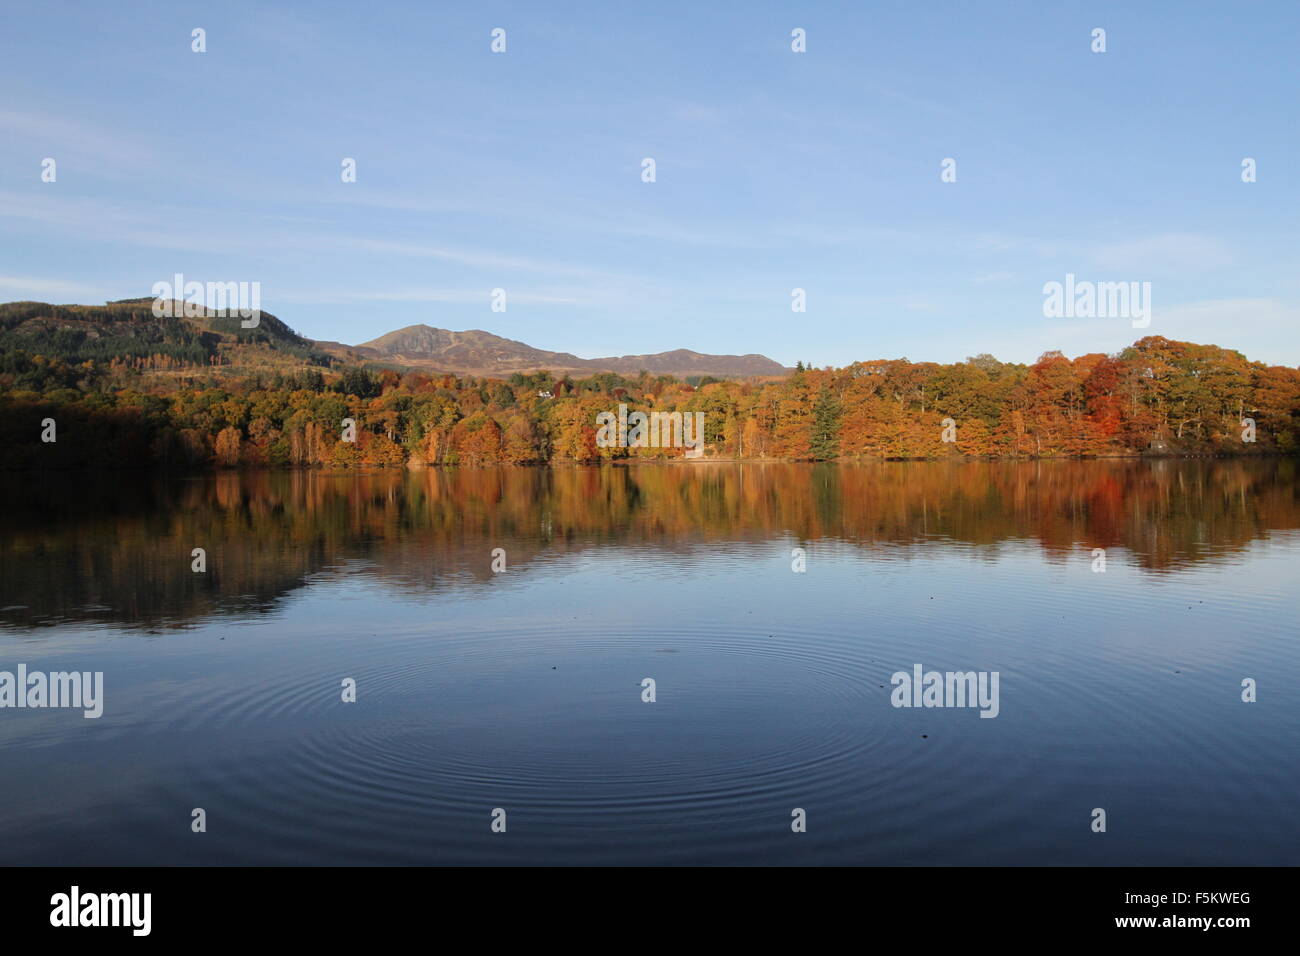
<box><xmin>1</xmin><ymin>0</ymin><xmax>1297</xmax><ymax>367</ymax></box>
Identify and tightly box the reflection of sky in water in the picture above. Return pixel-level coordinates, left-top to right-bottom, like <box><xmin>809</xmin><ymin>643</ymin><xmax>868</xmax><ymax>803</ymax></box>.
<box><xmin>1</xmin><ymin>464</ymin><xmax>1298</xmax><ymax>865</ymax></box>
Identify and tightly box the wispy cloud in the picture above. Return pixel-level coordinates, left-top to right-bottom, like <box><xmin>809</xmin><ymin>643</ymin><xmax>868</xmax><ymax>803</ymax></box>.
<box><xmin>0</xmin><ymin>110</ymin><xmax>159</xmax><ymax>175</ymax></box>
<box><xmin>0</xmin><ymin>276</ymin><xmax>112</xmax><ymax>300</ymax></box>
<box><xmin>278</xmin><ymin>288</ymin><xmax>582</xmax><ymax>306</ymax></box>
<box><xmin>341</xmin><ymin>238</ymin><xmax>640</xmax><ymax>281</ymax></box>
<box><xmin>1089</xmin><ymin>234</ymin><xmax>1235</xmax><ymax>274</ymax></box>
<box><xmin>1155</xmin><ymin>298</ymin><xmax>1299</xmax><ymax>359</ymax></box>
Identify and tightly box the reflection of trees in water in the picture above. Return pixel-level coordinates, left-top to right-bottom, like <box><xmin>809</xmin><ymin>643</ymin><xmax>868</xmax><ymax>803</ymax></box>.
<box><xmin>0</xmin><ymin>459</ymin><xmax>1294</xmax><ymax>629</ymax></box>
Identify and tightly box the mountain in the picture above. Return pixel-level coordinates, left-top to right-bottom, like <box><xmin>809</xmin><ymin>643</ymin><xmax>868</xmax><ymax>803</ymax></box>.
<box><xmin>0</xmin><ymin>300</ymin><xmax>789</xmax><ymax>381</ymax></box>
<box><xmin>341</xmin><ymin>324</ymin><xmax>788</xmax><ymax>379</ymax></box>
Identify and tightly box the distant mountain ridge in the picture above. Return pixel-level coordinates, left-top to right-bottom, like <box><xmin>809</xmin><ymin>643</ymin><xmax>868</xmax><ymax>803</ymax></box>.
<box><xmin>0</xmin><ymin>300</ymin><xmax>790</xmax><ymax>380</ymax></box>
<box><xmin>333</xmin><ymin>324</ymin><xmax>788</xmax><ymax>379</ymax></box>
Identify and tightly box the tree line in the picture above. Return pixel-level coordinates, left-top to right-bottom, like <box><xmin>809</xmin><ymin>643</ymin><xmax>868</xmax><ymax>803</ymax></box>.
<box><xmin>1</xmin><ymin>336</ymin><xmax>1297</xmax><ymax>469</ymax></box>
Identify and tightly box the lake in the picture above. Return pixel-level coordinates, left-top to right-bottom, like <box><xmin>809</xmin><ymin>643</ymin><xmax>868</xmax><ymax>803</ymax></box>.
<box><xmin>1</xmin><ymin>459</ymin><xmax>1297</xmax><ymax>865</ymax></box>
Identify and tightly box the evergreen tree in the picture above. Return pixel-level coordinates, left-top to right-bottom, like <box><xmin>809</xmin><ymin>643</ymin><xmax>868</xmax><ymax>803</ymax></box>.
<box><xmin>811</xmin><ymin>384</ymin><xmax>841</xmax><ymax>460</ymax></box>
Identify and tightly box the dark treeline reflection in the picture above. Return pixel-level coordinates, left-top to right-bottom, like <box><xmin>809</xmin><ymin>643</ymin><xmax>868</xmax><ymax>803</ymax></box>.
<box><xmin>2</xmin><ymin>459</ymin><xmax>1295</xmax><ymax>630</ymax></box>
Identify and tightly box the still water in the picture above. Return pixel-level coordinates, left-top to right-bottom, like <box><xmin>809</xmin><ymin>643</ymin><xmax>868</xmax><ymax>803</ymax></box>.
<box><xmin>1</xmin><ymin>460</ymin><xmax>1297</xmax><ymax>865</ymax></box>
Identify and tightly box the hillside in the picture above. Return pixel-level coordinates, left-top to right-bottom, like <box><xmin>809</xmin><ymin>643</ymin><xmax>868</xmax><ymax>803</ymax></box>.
<box><xmin>346</xmin><ymin>323</ymin><xmax>789</xmax><ymax>379</ymax></box>
<box><xmin>0</xmin><ymin>300</ymin><xmax>789</xmax><ymax>380</ymax></box>
<box><xmin>0</xmin><ymin>298</ymin><xmax>334</xmax><ymax>371</ymax></box>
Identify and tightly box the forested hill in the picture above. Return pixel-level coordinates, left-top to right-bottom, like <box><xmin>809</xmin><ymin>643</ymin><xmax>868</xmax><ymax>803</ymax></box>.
<box><xmin>0</xmin><ymin>299</ymin><xmax>334</xmax><ymax>371</ymax></box>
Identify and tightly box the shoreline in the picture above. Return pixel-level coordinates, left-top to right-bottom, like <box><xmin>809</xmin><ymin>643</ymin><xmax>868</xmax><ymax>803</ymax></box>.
<box><xmin>3</xmin><ymin>451</ymin><xmax>1293</xmax><ymax>475</ymax></box>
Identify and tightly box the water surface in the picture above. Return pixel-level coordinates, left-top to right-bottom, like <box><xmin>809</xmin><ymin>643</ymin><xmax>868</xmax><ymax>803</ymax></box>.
<box><xmin>1</xmin><ymin>460</ymin><xmax>1297</xmax><ymax>865</ymax></box>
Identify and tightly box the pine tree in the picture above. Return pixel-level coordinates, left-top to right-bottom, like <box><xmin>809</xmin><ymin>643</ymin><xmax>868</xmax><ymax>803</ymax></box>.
<box><xmin>810</xmin><ymin>385</ymin><xmax>841</xmax><ymax>460</ymax></box>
